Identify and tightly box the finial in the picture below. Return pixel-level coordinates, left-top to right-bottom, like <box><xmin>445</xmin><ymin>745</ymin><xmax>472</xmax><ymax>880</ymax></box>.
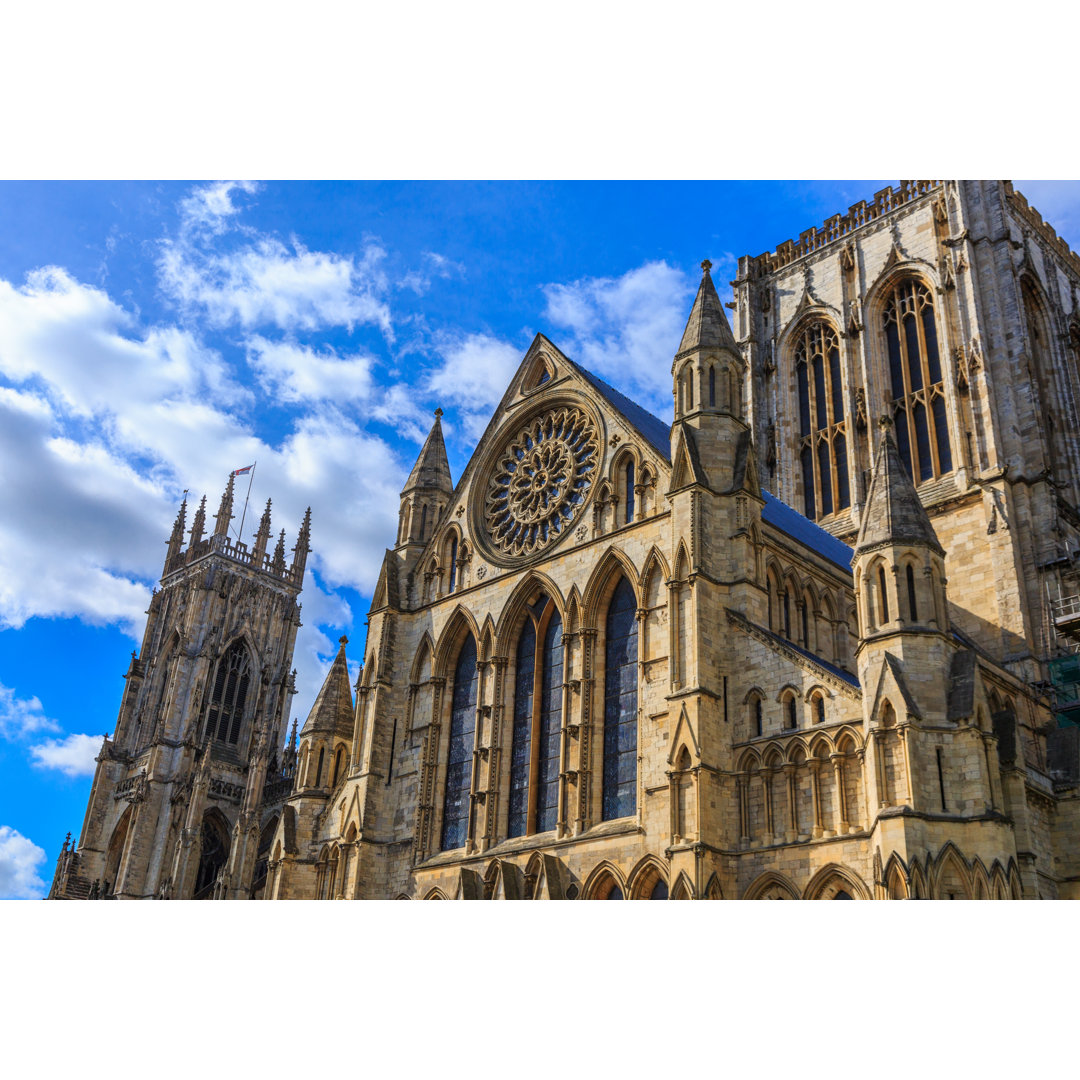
<box><xmin>701</xmin><ymin>259</ymin><xmax>713</xmax><ymax>274</ymax></box>
<box><xmin>434</xmin><ymin>407</ymin><xmax>443</xmax><ymax>419</ymax></box>
<box><xmin>339</xmin><ymin>635</ymin><xmax>349</xmax><ymax>648</ymax></box>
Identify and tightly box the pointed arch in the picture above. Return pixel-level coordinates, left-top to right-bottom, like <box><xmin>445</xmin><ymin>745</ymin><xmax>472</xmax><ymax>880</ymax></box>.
<box><xmin>743</xmin><ymin>870</ymin><xmax>799</xmax><ymax>900</ymax></box>
<box><xmin>564</xmin><ymin>585</ymin><xmax>582</xmax><ymax>634</ymax></box>
<box><xmin>883</xmin><ymin>852</ymin><xmax>910</xmax><ymax>899</ymax></box>
<box><xmin>477</xmin><ymin>613</ymin><xmax>496</xmax><ymax>663</ymax></box>
<box><xmin>638</xmin><ymin>545</ymin><xmax>672</xmax><ymax>591</ymax></box>
<box><xmin>103</xmin><ymin>803</ymin><xmax>133</xmax><ymax>897</ymax></box>
<box><xmin>582</xmin><ymin>861</ymin><xmax>626</xmax><ymax>900</ymax></box>
<box><xmin>627</xmin><ymin>854</ymin><xmax>670</xmax><ymax>900</ymax></box>
<box><xmin>971</xmin><ymin>857</ymin><xmax>991</xmax><ymax>900</ymax></box>
<box><xmin>203</xmin><ymin>635</ymin><xmax>258</xmax><ymax>746</ymax></box>
<box><xmin>439</xmin><ymin>629</ymin><xmax>479</xmax><ymax>852</ymax></box>
<box><xmin>410</xmin><ymin>633</ymin><xmax>435</xmax><ymax>684</ymax></box>
<box><xmin>933</xmin><ymin>842</ymin><xmax>972</xmax><ymax>900</ymax></box>
<box><xmin>581</xmin><ymin>546</ymin><xmax>641</xmax><ymax>627</ymax></box>
<box><xmin>803</xmin><ymin>863</ymin><xmax>869</xmax><ymax>900</ymax></box>
<box><xmin>194</xmin><ymin>807</ymin><xmax>232</xmax><ymax>899</ymax></box>
<box><xmin>433</xmin><ymin>603</ymin><xmax>482</xmax><ymax>678</ymax></box>
<box><xmin>424</xmin><ymin>887</ymin><xmax>449</xmax><ymax>900</ymax></box>
<box><xmin>493</xmin><ymin>570</ymin><xmax>566</xmax><ymax>653</ymax></box>
<box><xmin>670</xmin><ymin>870</ymin><xmax>695</xmax><ymax>900</ymax></box>
<box><xmin>704</xmin><ymin>872</ymin><xmax>723</xmax><ymax>900</ymax></box>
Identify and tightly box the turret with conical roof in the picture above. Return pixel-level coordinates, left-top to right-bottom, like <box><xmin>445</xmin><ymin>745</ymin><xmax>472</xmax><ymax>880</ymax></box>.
<box><xmin>853</xmin><ymin>419</ymin><xmax>949</xmax><ymax>641</ymax></box>
<box><xmin>291</xmin><ymin>508</ymin><xmax>312</xmax><ymax>583</ymax></box>
<box><xmin>296</xmin><ymin>636</ymin><xmax>355</xmax><ymax>793</ymax></box>
<box><xmin>252</xmin><ymin>498</ymin><xmax>273</xmax><ymax>564</ymax></box>
<box><xmin>396</xmin><ymin>409</ymin><xmax>453</xmax><ymax>550</ymax></box>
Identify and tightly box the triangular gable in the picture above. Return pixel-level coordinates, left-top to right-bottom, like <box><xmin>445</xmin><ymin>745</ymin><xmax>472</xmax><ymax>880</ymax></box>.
<box><xmin>667</xmin><ymin>703</ymin><xmax>701</xmax><ymax>765</ymax></box>
<box><xmin>868</xmin><ymin>652</ymin><xmax>922</xmax><ymax>722</ymax></box>
<box><xmin>669</xmin><ymin>423</ymin><xmax>705</xmax><ymax>490</ymax></box>
<box><xmin>729</xmin><ymin>428</ymin><xmax>762</xmax><ymax>498</ymax></box>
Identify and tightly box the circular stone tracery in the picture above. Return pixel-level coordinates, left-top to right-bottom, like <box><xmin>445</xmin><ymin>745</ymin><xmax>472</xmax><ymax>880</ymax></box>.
<box><xmin>484</xmin><ymin>406</ymin><xmax>600</xmax><ymax>560</ymax></box>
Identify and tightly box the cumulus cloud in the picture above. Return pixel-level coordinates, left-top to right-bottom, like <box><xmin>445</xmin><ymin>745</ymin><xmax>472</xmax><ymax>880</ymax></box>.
<box><xmin>159</xmin><ymin>228</ymin><xmax>393</xmax><ymax>335</ymax></box>
<box><xmin>245</xmin><ymin>336</ymin><xmax>375</xmax><ymax>404</ymax></box>
<box><xmin>29</xmin><ymin>733</ymin><xmax>103</xmax><ymax>777</ymax></box>
<box><xmin>0</xmin><ymin>682</ymin><xmax>60</xmax><ymax>740</ymax></box>
<box><xmin>427</xmin><ymin>332</ymin><xmax>523</xmax><ymax>439</ymax></box>
<box><xmin>541</xmin><ymin>259</ymin><xmax>697</xmax><ymax>418</ymax></box>
<box><xmin>0</xmin><ymin>826</ymin><xmax>48</xmax><ymax>900</ymax></box>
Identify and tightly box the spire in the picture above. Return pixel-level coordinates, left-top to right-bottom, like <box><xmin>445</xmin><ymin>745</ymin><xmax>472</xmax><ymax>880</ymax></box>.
<box><xmin>188</xmin><ymin>495</ymin><xmax>207</xmax><ymax>546</ymax></box>
<box><xmin>272</xmin><ymin>528</ymin><xmax>287</xmax><ymax>573</ymax></box>
<box><xmin>674</xmin><ymin>259</ymin><xmax>739</xmax><ymax>360</ymax></box>
<box><xmin>855</xmin><ymin>420</ymin><xmax>944</xmax><ymax>556</ymax></box>
<box><xmin>252</xmin><ymin>498</ymin><xmax>273</xmax><ymax>563</ymax></box>
<box><xmin>287</xmin><ymin>717</ymin><xmax>298</xmax><ymax>753</ymax></box>
<box><xmin>300</xmin><ymin>636</ymin><xmax>354</xmax><ymax>738</ymax></box>
<box><xmin>291</xmin><ymin>508</ymin><xmax>312</xmax><ymax>580</ymax></box>
<box><xmin>402</xmin><ymin>409</ymin><xmax>453</xmax><ymax>497</ymax></box>
<box><xmin>213</xmin><ymin>472</ymin><xmax>236</xmax><ymax>538</ymax></box>
<box><xmin>166</xmin><ymin>497</ymin><xmax>187</xmax><ymax>563</ymax></box>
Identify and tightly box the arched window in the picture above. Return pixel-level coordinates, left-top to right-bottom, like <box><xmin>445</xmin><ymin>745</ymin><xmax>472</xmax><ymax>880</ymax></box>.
<box><xmin>194</xmin><ymin>813</ymin><xmax>230</xmax><ymax>899</ymax></box>
<box><xmin>602</xmin><ymin>577</ymin><xmax>638</xmax><ymax>821</ymax></box>
<box><xmin>331</xmin><ymin>746</ymin><xmax>344</xmax><ymax>787</ymax></box>
<box><xmin>441</xmin><ymin>634</ymin><xmax>478</xmax><ymax>851</ymax></box>
<box><xmin>813</xmin><ymin>694</ymin><xmax>825</xmax><ymax>724</ymax></box>
<box><xmin>882</xmin><ymin>279</ymin><xmax>952</xmax><ymax>482</ymax></box>
<box><xmin>418</xmin><ymin>503</ymin><xmax>428</xmax><ymax>541</ymax></box>
<box><xmin>754</xmin><ymin>696</ymin><xmax>763</xmax><ymax>737</ymax></box>
<box><xmin>785</xmin><ymin>694</ymin><xmax>798</xmax><ymax>730</ymax></box>
<box><xmin>794</xmin><ymin>321</ymin><xmax>850</xmax><ymax>520</ymax></box>
<box><xmin>606</xmin><ymin>884</ymin><xmax>624</xmax><ymax>899</ymax></box>
<box><xmin>709</xmin><ymin>366</ymin><xmax>716</xmax><ymax>407</ymax></box>
<box><xmin>687</xmin><ymin>366</ymin><xmax>694</xmax><ymax>409</ymax></box>
<box><xmin>315</xmin><ymin>746</ymin><xmax>325</xmax><ymax>787</ymax></box>
<box><xmin>206</xmin><ymin>641</ymin><xmax>252</xmax><ymax>745</ymax></box>
<box><xmin>508</xmin><ymin>600</ymin><xmax>564</xmax><ymax>838</ymax></box>
<box><xmin>906</xmin><ymin>564</ymin><xmax>918</xmax><ymax>621</ymax></box>
<box><xmin>624</xmin><ymin>461</ymin><xmax>635</xmax><ymax>524</ymax></box>
<box><xmin>877</xmin><ymin>564</ymin><xmax>890</xmax><ymax>624</ymax></box>
<box><xmin>783</xmin><ymin>588</ymin><xmax>792</xmax><ymax>640</ymax></box>
<box><xmin>649</xmin><ymin>879</ymin><xmax>669</xmax><ymax>900</ymax></box>
<box><xmin>448</xmin><ymin>536</ymin><xmax>458</xmax><ymax>593</ymax></box>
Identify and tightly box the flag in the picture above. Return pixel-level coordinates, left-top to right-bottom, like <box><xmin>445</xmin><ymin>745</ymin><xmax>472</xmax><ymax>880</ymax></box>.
<box><xmin>232</xmin><ymin>464</ymin><xmax>254</xmax><ymax>476</ymax></box>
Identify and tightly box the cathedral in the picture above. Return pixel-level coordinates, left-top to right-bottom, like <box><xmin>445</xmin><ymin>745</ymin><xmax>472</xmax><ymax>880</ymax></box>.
<box><xmin>49</xmin><ymin>180</ymin><xmax>1080</xmax><ymax>900</ymax></box>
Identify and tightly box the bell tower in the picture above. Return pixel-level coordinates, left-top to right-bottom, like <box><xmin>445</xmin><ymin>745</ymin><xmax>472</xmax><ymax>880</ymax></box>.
<box><xmin>49</xmin><ymin>474</ymin><xmax>309</xmax><ymax>900</ymax></box>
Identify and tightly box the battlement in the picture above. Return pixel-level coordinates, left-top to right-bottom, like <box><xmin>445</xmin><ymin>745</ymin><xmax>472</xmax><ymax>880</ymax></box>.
<box><xmin>1003</xmin><ymin>181</ymin><xmax>1080</xmax><ymax>280</ymax></box>
<box><xmin>740</xmin><ymin>181</ymin><xmax>942</xmax><ymax>277</ymax></box>
<box><xmin>162</xmin><ymin>532</ymin><xmax>302</xmax><ymax>587</ymax></box>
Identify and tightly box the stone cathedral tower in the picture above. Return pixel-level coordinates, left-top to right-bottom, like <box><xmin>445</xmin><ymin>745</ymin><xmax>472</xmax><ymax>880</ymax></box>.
<box><xmin>49</xmin><ymin>475</ymin><xmax>310</xmax><ymax>899</ymax></box>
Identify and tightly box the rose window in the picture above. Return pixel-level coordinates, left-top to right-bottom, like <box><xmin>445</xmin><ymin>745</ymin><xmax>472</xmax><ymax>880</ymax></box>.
<box><xmin>484</xmin><ymin>407</ymin><xmax>599</xmax><ymax>560</ymax></box>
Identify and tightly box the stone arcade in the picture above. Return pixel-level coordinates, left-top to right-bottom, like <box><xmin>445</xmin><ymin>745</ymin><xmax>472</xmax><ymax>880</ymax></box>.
<box><xmin>51</xmin><ymin>181</ymin><xmax>1080</xmax><ymax>899</ymax></box>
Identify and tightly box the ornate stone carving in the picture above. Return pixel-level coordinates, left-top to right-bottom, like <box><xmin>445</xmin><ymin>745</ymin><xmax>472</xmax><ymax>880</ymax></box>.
<box><xmin>482</xmin><ymin>406</ymin><xmax>599</xmax><ymax>562</ymax></box>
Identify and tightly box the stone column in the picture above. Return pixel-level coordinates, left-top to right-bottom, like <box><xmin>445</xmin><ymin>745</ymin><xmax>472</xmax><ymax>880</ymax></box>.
<box><xmin>784</xmin><ymin>763</ymin><xmax>798</xmax><ymax>841</ymax></box>
<box><xmin>832</xmin><ymin>753</ymin><xmax>849</xmax><ymax>834</ymax></box>
<box><xmin>736</xmin><ymin>774</ymin><xmax>749</xmax><ymax>846</ymax></box>
<box><xmin>810</xmin><ymin>761</ymin><xmax>823</xmax><ymax>839</ymax></box>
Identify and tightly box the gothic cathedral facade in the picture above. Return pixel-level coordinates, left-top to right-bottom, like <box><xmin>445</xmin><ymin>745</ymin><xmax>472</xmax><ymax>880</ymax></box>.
<box><xmin>52</xmin><ymin>181</ymin><xmax>1080</xmax><ymax>899</ymax></box>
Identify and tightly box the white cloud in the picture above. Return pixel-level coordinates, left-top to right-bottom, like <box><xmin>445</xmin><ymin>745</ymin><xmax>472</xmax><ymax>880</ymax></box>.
<box><xmin>159</xmin><ymin>234</ymin><xmax>393</xmax><ymax>335</ymax></box>
<box><xmin>29</xmin><ymin>733</ymin><xmax>103</xmax><ymax>777</ymax></box>
<box><xmin>245</xmin><ymin>336</ymin><xmax>375</xmax><ymax>404</ymax></box>
<box><xmin>0</xmin><ymin>682</ymin><xmax>60</xmax><ymax>740</ymax></box>
<box><xmin>541</xmin><ymin>259</ymin><xmax>696</xmax><ymax>418</ymax></box>
<box><xmin>427</xmin><ymin>332</ymin><xmax>523</xmax><ymax>440</ymax></box>
<box><xmin>397</xmin><ymin>251</ymin><xmax>466</xmax><ymax>297</ymax></box>
<box><xmin>178</xmin><ymin>180</ymin><xmax>260</xmax><ymax>238</ymax></box>
<box><xmin>0</xmin><ymin>826</ymin><xmax>48</xmax><ymax>900</ymax></box>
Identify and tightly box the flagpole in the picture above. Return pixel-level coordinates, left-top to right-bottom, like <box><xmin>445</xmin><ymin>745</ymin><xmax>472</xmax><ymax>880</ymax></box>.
<box><xmin>237</xmin><ymin>461</ymin><xmax>256</xmax><ymax>542</ymax></box>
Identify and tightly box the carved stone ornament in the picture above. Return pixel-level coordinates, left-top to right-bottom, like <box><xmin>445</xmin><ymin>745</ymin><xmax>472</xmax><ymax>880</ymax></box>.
<box><xmin>483</xmin><ymin>406</ymin><xmax>600</xmax><ymax>562</ymax></box>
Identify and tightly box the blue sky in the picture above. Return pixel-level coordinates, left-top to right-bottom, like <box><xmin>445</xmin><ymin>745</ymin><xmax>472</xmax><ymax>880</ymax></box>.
<box><xmin>2</xmin><ymin>178</ymin><xmax>1079</xmax><ymax>899</ymax></box>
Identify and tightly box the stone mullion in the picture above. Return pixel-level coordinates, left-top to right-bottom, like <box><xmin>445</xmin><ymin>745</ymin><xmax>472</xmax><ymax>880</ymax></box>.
<box><xmin>484</xmin><ymin>657</ymin><xmax>508</xmax><ymax>850</ymax></box>
<box><xmin>466</xmin><ymin>660</ymin><xmax>489</xmax><ymax>854</ymax></box>
<box><xmin>413</xmin><ymin>677</ymin><xmax>445</xmax><ymax>861</ymax></box>
<box><xmin>556</xmin><ymin>633</ymin><xmax>573</xmax><ymax>840</ymax></box>
<box><xmin>575</xmin><ymin>628</ymin><xmax>597</xmax><ymax>834</ymax></box>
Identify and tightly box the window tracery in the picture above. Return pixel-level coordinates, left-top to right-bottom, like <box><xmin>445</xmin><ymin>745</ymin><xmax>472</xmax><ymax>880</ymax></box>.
<box><xmin>794</xmin><ymin>321</ymin><xmax>850</xmax><ymax>520</ymax></box>
<box><xmin>483</xmin><ymin>406</ymin><xmax>600</xmax><ymax>562</ymax></box>
<box><xmin>205</xmin><ymin>640</ymin><xmax>252</xmax><ymax>745</ymax></box>
<box><xmin>882</xmin><ymin>280</ymin><xmax>952</xmax><ymax>482</ymax></box>
<box><xmin>441</xmin><ymin>634</ymin><xmax>478</xmax><ymax>851</ymax></box>
<box><xmin>602</xmin><ymin>577</ymin><xmax>638</xmax><ymax>820</ymax></box>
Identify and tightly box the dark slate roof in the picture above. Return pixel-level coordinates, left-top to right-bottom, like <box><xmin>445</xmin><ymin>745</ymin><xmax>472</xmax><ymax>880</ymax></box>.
<box><xmin>761</xmin><ymin>490</ymin><xmax>854</xmax><ymax>572</ymax></box>
<box><xmin>570</xmin><ymin>361</ymin><xmax>673</xmax><ymax>459</ymax></box>
<box><xmin>730</xmin><ymin>610</ymin><xmax>860</xmax><ymax>688</ymax></box>
<box><xmin>573</xmin><ymin>361</ymin><xmax>854</xmax><ymax>574</ymax></box>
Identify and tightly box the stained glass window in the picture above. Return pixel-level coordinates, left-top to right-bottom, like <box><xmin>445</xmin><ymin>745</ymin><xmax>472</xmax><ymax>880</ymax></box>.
<box><xmin>448</xmin><ymin>536</ymin><xmax>458</xmax><ymax>592</ymax></box>
<box><xmin>624</xmin><ymin>462</ymin><xmax>635</xmax><ymax>524</ymax></box>
<box><xmin>882</xmin><ymin>280</ymin><xmax>952</xmax><ymax>482</ymax></box>
<box><xmin>507</xmin><ymin>622</ymin><xmax>535</xmax><ymax>839</ymax></box>
<box><xmin>649</xmin><ymin>880</ymin><xmax>669</xmax><ymax>900</ymax></box>
<box><xmin>206</xmin><ymin>641</ymin><xmax>251</xmax><ymax>745</ymax></box>
<box><xmin>537</xmin><ymin>613</ymin><xmax>563</xmax><ymax>832</ymax></box>
<box><xmin>794</xmin><ymin>321</ymin><xmax>850</xmax><ymax>521</ymax></box>
<box><xmin>441</xmin><ymin>634</ymin><xmax>478</xmax><ymax>851</ymax></box>
<box><xmin>602</xmin><ymin>577</ymin><xmax>638</xmax><ymax>820</ymax></box>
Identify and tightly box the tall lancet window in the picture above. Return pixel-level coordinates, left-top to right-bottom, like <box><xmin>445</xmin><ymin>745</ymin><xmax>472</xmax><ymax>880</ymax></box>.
<box><xmin>602</xmin><ymin>577</ymin><xmax>638</xmax><ymax>820</ymax></box>
<box><xmin>508</xmin><ymin>599</ymin><xmax>564</xmax><ymax>838</ymax></box>
<box><xmin>206</xmin><ymin>641</ymin><xmax>252</xmax><ymax>745</ymax></box>
<box><xmin>441</xmin><ymin>634</ymin><xmax>478</xmax><ymax>851</ymax></box>
<box><xmin>795</xmin><ymin>321</ymin><xmax>849</xmax><ymax>521</ymax></box>
<box><xmin>883</xmin><ymin>279</ymin><xmax>953</xmax><ymax>482</ymax></box>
